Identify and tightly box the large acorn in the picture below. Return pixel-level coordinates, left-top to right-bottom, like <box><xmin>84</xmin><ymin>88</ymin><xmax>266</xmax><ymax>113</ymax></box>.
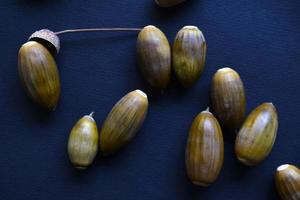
<box><xmin>185</xmin><ymin>109</ymin><xmax>224</xmax><ymax>186</ymax></box>
<box><xmin>155</xmin><ymin>0</ymin><xmax>186</xmax><ymax>7</ymax></box>
<box><xmin>18</xmin><ymin>30</ymin><xmax>61</xmax><ymax>110</ymax></box>
<box><xmin>173</xmin><ymin>26</ymin><xmax>206</xmax><ymax>87</ymax></box>
<box><xmin>68</xmin><ymin>113</ymin><xmax>99</xmax><ymax>169</ymax></box>
<box><xmin>100</xmin><ymin>90</ymin><xmax>149</xmax><ymax>156</ymax></box>
<box><xmin>211</xmin><ymin>67</ymin><xmax>246</xmax><ymax>129</ymax></box>
<box><xmin>235</xmin><ymin>103</ymin><xmax>278</xmax><ymax>166</ymax></box>
<box><xmin>275</xmin><ymin>164</ymin><xmax>300</xmax><ymax>200</ymax></box>
<box><xmin>137</xmin><ymin>25</ymin><xmax>171</xmax><ymax>90</ymax></box>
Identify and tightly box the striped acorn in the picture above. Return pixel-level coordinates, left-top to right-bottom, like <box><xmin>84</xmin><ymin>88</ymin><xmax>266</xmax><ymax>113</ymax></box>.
<box><xmin>155</xmin><ymin>0</ymin><xmax>186</xmax><ymax>7</ymax></box>
<box><xmin>211</xmin><ymin>67</ymin><xmax>246</xmax><ymax>129</ymax></box>
<box><xmin>275</xmin><ymin>164</ymin><xmax>300</xmax><ymax>200</ymax></box>
<box><xmin>173</xmin><ymin>26</ymin><xmax>206</xmax><ymax>87</ymax></box>
<box><xmin>235</xmin><ymin>103</ymin><xmax>278</xmax><ymax>166</ymax></box>
<box><xmin>18</xmin><ymin>40</ymin><xmax>60</xmax><ymax>110</ymax></box>
<box><xmin>100</xmin><ymin>90</ymin><xmax>148</xmax><ymax>156</ymax></box>
<box><xmin>137</xmin><ymin>25</ymin><xmax>171</xmax><ymax>90</ymax></box>
<box><xmin>68</xmin><ymin>113</ymin><xmax>99</xmax><ymax>169</ymax></box>
<box><xmin>185</xmin><ymin>109</ymin><xmax>224</xmax><ymax>186</ymax></box>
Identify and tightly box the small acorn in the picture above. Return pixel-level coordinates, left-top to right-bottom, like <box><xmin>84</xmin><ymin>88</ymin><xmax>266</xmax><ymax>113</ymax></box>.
<box><xmin>275</xmin><ymin>164</ymin><xmax>300</xmax><ymax>200</ymax></box>
<box><xmin>137</xmin><ymin>25</ymin><xmax>171</xmax><ymax>90</ymax></box>
<box><xmin>185</xmin><ymin>109</ymin><xmax>224</xmax><ymax>186</ymax></box>
<box><xmin>100</xmin><ymin>90</ymin><xmax>148</xmax><ymax>156</ymax></box>
<box><xmin>235</xmin><ymin>103</ymin><xmax>278</xmax><ymax>166</ymax></box>
<box><xmin>18</xmin><ymin>30</ymin><xmax>61</xmax><ymax>110</ymax></box>
<box><xmin>68</xmin><ymin>112</ymin><xmax>99</xmax><ymax>169</ymax></box>
<box><xmin>155</xmin><ymin>0</ymin><xmax>186</xmax><ymax>7</ymax></box>
<box><xmin>173</xmin><ymin>26</ymin><xmax>206</xmax><ymax>87</ymax></box>
<box><xmin>211</xmin><ymin>67</ymin><xmax>246</xmax><ymax>129</ymax></box>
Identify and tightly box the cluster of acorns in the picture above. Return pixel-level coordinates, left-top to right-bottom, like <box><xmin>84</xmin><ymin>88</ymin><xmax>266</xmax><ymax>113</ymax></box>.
<box><xmin>17</xmin><ymin>12</ymin><xmax>299</xmax><ymax>200</ymax></box>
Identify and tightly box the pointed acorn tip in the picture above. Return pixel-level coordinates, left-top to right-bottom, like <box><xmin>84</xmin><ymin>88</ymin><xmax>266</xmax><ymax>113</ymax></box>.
<box><xmin>277</xmin><ymin>164</ymin><xmax>291</xmax><ymax>172</ymax></box>
<box><xmin>85</xmin><ymin>112</ymin><xmax>95</xmax><ymax>121</ymax></box>
<box><xmin>202</xmin><ymin>107</ymin><xmax>211</xmax><ymax>114</ymax></box>
<box><xmin>183</xmin><ymin>25</ymin><xmax>199</xmax><ymax>30</ymax></box>
<box><xmin>217</xmin><ymin>67</ymin><xmax>234</xmax><ymax>73</ymax></box>
<box><xmin>89</xmin><ymin>112</ymin><xmax>94</xmax><ymax>117</ymax></box>
<box><xmin>135</xmin><ymin>89</ymin><xmax>147</xmax><ymax>99</ymax></box>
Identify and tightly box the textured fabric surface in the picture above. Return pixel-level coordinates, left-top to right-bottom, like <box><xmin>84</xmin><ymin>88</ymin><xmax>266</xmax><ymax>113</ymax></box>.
<box><xmin>1</xmin><ymin>0</ymin><xmax>300</xmax><ymax>199</ymax></box>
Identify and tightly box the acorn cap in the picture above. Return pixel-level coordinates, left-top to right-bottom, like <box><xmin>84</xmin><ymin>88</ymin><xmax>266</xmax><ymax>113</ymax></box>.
<box><xmin>28</xmin><ymin>29</ymin><xmax>60</xmax><ymax>55</ymax></box>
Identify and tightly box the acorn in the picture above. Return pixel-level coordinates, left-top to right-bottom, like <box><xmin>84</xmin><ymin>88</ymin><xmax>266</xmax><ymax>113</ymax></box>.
<box><xmin>137</xmin><ymin>25</ymin><xmax>171</xmax><ymax>90</ymax></box>
<box><xmin>211</xmin><ymin>67</ymin><xmax>246</xmax><ymax>129</ymax></box>
<box><xmin>235</xmin><ymin>103</ymin><xmax>278</xmax><ymax>166</ymax></box>
<box><xmin>67</xmin><ymin>112</ymin><xmax>99</xmax><ymax>169</ymax></box>
<box><xmin>100</xmin><ymin>90</ymin><xmax>148</xmax><ymax>155</ymax></box>
<box><xmin>173</xmin><ymin>26</ymin><xmax>206</xmax><ymax>87</ymax></box>
<box><xmin>18</xmin><ymin>30</ymin><xmax>61</xmax><ymax>110</ymax></box>
<box><xmin>185</xmin><ymin>109</ymin><xmax>224</xmax><ymax>186</ymax></box>
<box><xmin>155</xmin><ymin>0</ymin><xmax>186</xmax><ymax>7</ymax></box>
<box><xmin>275</xmin><ymin>164</ymin><xmax>300</xmax><ymax>200</ymax></box>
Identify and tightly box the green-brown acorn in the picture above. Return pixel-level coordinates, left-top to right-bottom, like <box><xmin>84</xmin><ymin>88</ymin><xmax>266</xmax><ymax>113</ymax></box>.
<box><xmin>137</xmin><ymin>25</ymin><xmax>171</xmax><ymax>90</ymax></box>
<box><xmin>185</xmin><ymin>109</ymin><xmax>224</xmax><ymax>186</ymax></box>
<box><xmin>155</xmin><ymin>0</ymin><xmax>186</xmax><ymax>7</ymax></box>
<box><xmin>173</xmin><ymin>26</ymin><xmax>206</xmax><ymax>87</ymax></box>
<box><xmin>68</xmin><ymin>113</ymin><xmax>99</xmax><ymax>169</ymax></box>
<box><xmin>18</xmin><ymin>41</ymin><xmax>60</xmax><ymax>110</ymax></box>
<box><xmin>211</xmin><ymin>67</ymin><xmax>246</xmax><ymax>129</ymax></box>
<box><xmin>100</xmin><ymin>90</ymin><xmax>149</xmax><ymax>156</ymax></box>
<box><xmin>275</xmin><ymin>164</ymin><xmax>300</xmax><ymax>200</ymax></box>
<box><xmin>235</xmin><ymin>103</ymin><xmax>278</xmax><ymax>166</ymax></box>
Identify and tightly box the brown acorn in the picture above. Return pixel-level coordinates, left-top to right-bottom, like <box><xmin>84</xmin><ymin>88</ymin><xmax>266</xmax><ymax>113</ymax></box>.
<box><xmin>173</xmin><ymin>26</ymin><xmax>206</xmax><ymax>87</ymax></box>
<box><xmin>68</xmin><ymin>113</ymin><xmax>99</xmax><ymax>169</ymax></box>
<box><xmin>100</xmin><ymin>90</ymin><xmax>149</xmax><ymax>156</ymax></box>
<box><xmin>275</xmin><ymin>164</ymin><xmax>300</xmax><ymax>200</ymax></box>
<box><xmin>155</xmin><ymin>0</ymin><xmax>186</xmax><ymax>7</ymax></box>
<box><xmin>211</xmin><ymin>67</ymin><xmax>246</xmax><ymax>129</ymax></box>
<box><xmin>235</xmin><ymin>103</ymin><xmax>278</xmax><ymax>166</ymax></box>
<box><xmin>137</xmin><ymin>25</ymin><xmax>171</xmax><ymax>90</ymax></box>
<box><xmin>18</xmin><ymin>31</ymin><xmax>61</xmax><ymax>110</ymax></box>
<box><xmin>185</xmin><ymin>109</ymin><xmax>224</xmax><ymax>186</ymax></box>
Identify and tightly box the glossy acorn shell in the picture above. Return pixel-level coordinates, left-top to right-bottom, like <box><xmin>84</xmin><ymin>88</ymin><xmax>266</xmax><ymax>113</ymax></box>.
<box><xmin>18</xmin><ymin>41</ymin><xmax>60</xmax><ymax>110</ymax></box>
<box><xmin>173</xmin><ymin>26</ymin><xmax>206</xmax><ymax>87</ymax></box>
<box><xmin>211</xmin><ymin>67</ymin><xmax>246</xmax><ymax>129</ymax></box>
<box><xmin>67</xmin><ymin>113</ymin><xmax>99</xmax><ymax>169</ymax></box>
<box><xmin>185</xmin><ymin>110</ymin><xmax>224</xmax><ymax>186</ymax></box>
<box><xmin>275</xmin><ymin>164</ymin><xmax>300</xmax><ymax>200</ymax></box>
<box><xmin>155</xmin><ymin>0</ymin><xmax>185</xmax><ymax>7</ymax></box>
<box><xmin>235</xmin><ymin>103</ymin><xmax>278</xmax><ymax>166</ymax></box>
<box><xmin>100</xmin><ymin>90</ymin><xmax>149</xmax><ymax>156</ymax></box>
<box><xmin>137</xmin><ymin>25</ymin><xmax>171</xmax><ymax>90</ymax></box>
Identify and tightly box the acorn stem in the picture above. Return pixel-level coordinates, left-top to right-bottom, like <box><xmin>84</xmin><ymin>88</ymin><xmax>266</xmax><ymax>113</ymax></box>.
<box><xmin>55</xmin><ymin>28</ymin><xmax>142</xmax><ymax>35</ymax></box>
<box><xmin>89</xmin><ymin>112</ymin><xmax>94</xmax><ymax>118</ymax></box>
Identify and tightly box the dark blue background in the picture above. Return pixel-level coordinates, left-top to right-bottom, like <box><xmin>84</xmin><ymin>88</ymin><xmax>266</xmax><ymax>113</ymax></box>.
<box><xmin>1</xmin><ymin>0</ymin><xmax>300</xmax><ymax>199</ymax></box>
